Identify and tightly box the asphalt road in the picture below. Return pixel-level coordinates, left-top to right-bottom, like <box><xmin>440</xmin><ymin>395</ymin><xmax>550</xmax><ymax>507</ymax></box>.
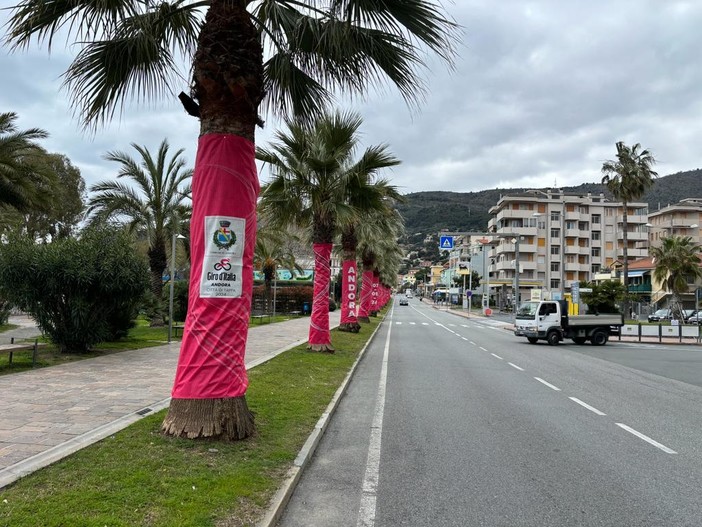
<box><xmin>277</xmin><ymin>299</ymin><xmax>702</xmax><ymax>527</ymax></box>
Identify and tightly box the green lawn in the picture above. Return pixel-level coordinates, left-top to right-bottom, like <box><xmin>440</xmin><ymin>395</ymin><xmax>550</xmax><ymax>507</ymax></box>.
<box><xmin>0</xmin><ymin>313</ymin><xmax>384</xmax><ymax>526</ymax></box>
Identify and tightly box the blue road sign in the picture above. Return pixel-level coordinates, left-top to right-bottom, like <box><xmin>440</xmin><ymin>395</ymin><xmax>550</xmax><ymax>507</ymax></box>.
<box><xmin>439</xmin><ymin>236</ymin><xmax>454</xmax><ymax>249</ymax></box>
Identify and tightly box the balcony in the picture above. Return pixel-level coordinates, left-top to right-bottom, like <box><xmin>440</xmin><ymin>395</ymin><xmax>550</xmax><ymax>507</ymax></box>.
<box><xmin>628</xmin><ymin>283</ymin><xmax>652</xmax><ymax>293</ymax></box>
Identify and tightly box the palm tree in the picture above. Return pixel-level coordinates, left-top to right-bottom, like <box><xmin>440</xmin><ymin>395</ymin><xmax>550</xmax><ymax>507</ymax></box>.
<box><xmin>338</xmin><ymin>157</ymin><xmax>402</xmax><ymax>332</ymax></box>
<box><xmin>86</xmin><ymin>140</ymin><xmax>192</xmax><ymax>307</ymax></box>
<box><xmin>253</xmin><ymin>223</ymin><xmax>302</xmax><ymax>314</ymax></box>
<box><xmin>601</xmin><ymin>141</ymin><xmax>658</xmax><ymax>315</ymax></box>
<box><xmin>259</xmin><ymin>111</ymin><xmax>386</xmax><ymax>351</ymax></box>
<box><xmin>650</xmin><ymin>236</ymin><xmax>702</xmax><ymax>320</ymax></box>
<box><xmin>6</xmin><ymin>0</ymin><xmax>458</xmax><ymax>439</ymax></box>
<box><xmin>0</xmin><ymin>112</ymin><xmax>52</xmax><ymax>212</ymax></box>
<box><xmin>357</xmin><ymin>208</ymin><xmax>405</xmax><ymax>322</ymax></box>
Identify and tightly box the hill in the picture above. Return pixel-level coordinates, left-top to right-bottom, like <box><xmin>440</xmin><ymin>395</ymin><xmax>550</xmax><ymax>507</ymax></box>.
<box><xmin>397</xmin><ymin>168</ymin><xmax>702</xmax><ymax>239</ymax></box>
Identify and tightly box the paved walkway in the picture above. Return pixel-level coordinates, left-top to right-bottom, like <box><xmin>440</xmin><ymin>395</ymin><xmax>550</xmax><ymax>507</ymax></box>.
<box><xmin>0</xmin><ymin>312</ymin><xmax>340</xmax><ymax>488</ymax></box>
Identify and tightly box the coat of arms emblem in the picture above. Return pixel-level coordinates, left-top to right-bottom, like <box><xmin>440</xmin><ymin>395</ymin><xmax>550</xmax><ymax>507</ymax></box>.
<box><xmin>212</xmin><ymin>220</ymin><xmax>236</xmax><ymax>250</ymax></box>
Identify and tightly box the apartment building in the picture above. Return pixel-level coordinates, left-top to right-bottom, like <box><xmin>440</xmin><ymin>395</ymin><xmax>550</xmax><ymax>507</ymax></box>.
<box><xmin>487</xmin><ymin>188</ymin><xmax>648</xmax><ymax>302</ymax></box>
<box><xmin>646</xmin><ymin>198</ymin><xmax>702</xmax><ymax>249</ymax></box>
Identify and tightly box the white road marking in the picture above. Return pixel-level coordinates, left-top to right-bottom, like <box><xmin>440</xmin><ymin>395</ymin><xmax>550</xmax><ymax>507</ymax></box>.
<box><xmin>409</xmin><ymin>322</ymin><xmax>416</xmax><ymax>325</ymax></box>
<box><xmin>357</xmin><ymin>316</ymin><xmax>393</xmax><ymax>526</ymax></box>
<box><xmin>422</xmin><ymin>322</ymin><xmax>429</xmax><ymax>325</ymax></box>
<box><xmin>534</xmin><ymin>377</ymin><xmax>561</xmax><ymax>391</ymax></box>
<box><xmin>395</xmin><ymin>322</ymin><xmax>402</xmax><ymax>325</ymax></box>
<box><xmin>470</xmin><ymin>341</ymin><xmax>476</xmax><ymax>346</ymax></box>
<box><xmin>615</xmin><ymin>423</ymin><xmax>677</xmax><ymax>454</ymax></box>
<box><xmin>462</xmin><ymin>337</ymin><xmax>468</xmax><ymax>341</ymax></box>
<box><xmin>569</xmin><ymin>397</ymin><xmax>606</xmax><ymax>416</ymax></box>
<box><xmin>480</xmin><ymin>347</ymin><xmax>489</xmax><ymax>352</ymax></box>
<box><xmin>508</xmin><ymin>362</ymin><xmax>524</xmax><ymax>371</ymax></box>
<box><xmin>461</xmin><ymin>324</ymin><xmax>469</xmax><ymax>327</ymax></box>
<box><xmin>491</xmin><ymin>353</ymin><xmax>503</xmax><ymax>360</ymax></box>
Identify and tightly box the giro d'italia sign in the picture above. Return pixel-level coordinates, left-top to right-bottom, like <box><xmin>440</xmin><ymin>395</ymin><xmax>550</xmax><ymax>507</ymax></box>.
<box><xmin>200</xmin><ymin>216</ymin><xmax>245</xmax><ymax>298</ymax></box>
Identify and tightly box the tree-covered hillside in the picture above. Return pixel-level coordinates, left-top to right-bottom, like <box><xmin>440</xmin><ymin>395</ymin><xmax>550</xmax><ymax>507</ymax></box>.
<box><xmin>397</xmin><ymin>168</ymin><xmax>702</xmax><ymax>239</ymax></box>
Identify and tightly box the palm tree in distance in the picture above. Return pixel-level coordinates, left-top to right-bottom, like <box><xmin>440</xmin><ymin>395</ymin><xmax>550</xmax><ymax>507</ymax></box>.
<box><xmin>6</xmin><ymin>0</ymin><xmax>458</xmax><ymax>439</ymax></box>
<box><xmin>86</xmin><ymin>140</ymin><xmax>192</xmax><ymax>310</ymax></box>
<box><xmin>650</xmin><ymin>236</ymin><xmax>702</xmax><ymax>320</ymax></box>
<box><xmin>357</xmin><ymin>208</ymin><xmax>405</xmax><ymax>322</ymax></box>
<box><xmin>601</xmin><ymin>141</ymin><xmax>657</xmax><ymax>316</ymax></box>
<box><xmin>0</xmin><ymin>112</ymin><xmax>53</xmax><ymax>213</ymax></box>
<box><xmin>259</xmin><ymin>111</ymin><xmax>400</xmax><ymax>351</ymax></box>
<box><xmin>338</xmin><ymin>155</ymin><xmax>403</xmax><ymax>332</ymax></box>
<box><xmin>253</xmin><ymin>223</ymin><xmax>302</xmax><ymax>314</ymax></box>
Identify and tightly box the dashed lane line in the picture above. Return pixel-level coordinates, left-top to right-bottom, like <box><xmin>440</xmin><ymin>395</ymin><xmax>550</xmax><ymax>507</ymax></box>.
<box><xmin>615</xmin><ymin>423</ymin><xmax>677</xmax><ymax>454</ymax></box>
<box><xmin>534</xmin><ymin>377</ymin><xmax>561</xmax><ymax>391</ymax></box>
<box><xmin>508</xmin><ymin>362</ymin><xmax>524</xmax><ymax>371</ymax></box>
<box><xmin>569</xmin><ymin>397</ymin><xmax>606</xmax><ymax>416</ymax></box>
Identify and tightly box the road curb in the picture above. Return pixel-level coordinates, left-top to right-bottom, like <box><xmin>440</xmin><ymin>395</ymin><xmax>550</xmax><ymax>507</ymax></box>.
<box><xmin>257</xmin><ymin>315</ymin><xmax>387</xmax><ymax>527</ymax></box>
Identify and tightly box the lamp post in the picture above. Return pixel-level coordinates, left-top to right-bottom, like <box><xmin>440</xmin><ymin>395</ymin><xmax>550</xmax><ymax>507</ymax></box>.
<box><xmin>168</xmin><ymin>233</ymin><xmax>187</xmax><ymax>343</ymax></box>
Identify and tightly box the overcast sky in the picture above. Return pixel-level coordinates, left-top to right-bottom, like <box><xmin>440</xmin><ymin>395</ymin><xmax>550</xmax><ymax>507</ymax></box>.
<box><xmin>2</xmin><ymin>1</ymin><xmax>702</xmax><ymax>197</ymax></box>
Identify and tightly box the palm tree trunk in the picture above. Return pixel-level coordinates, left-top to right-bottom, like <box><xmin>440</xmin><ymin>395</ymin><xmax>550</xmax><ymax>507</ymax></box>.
<box><xmin>162</xmin><ymin>0</ymin><xmax>263</xmax><ymax>441</ymax></box>
<box><xmin>339</xmin><ymin>236</ymin><xmax>361</xmax><ymax>333</ymax></box>
<box><xmin>358</xmin><ymin>266</ymin><xmax>374</xmax><ymax>323</ymax></box>
<box><xmin>370</xmin><ymin>270</ymin><xmax>380</xmax><ymax>316</ymax></box>
<box><xmin>147</xmin><ymin>241</ymin><xmax>168</xmax><ymax>326</ymax></box>
<box><xmin>308</xmin><ymin>243</ymin><xmax>335</xmax><ymax>352</ymax></box>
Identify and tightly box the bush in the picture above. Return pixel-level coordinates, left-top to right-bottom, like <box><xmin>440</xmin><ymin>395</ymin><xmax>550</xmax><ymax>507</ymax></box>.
<box><xmin>329</xmin><ymin>298</ymin><xmax>337</xmax><ymax>312</ymax></box>
<box><xmin>0</xmin><ymin>228</ymin><xmax>150</xmax><ymax>352</ymax></box>
<box><xmin>161</xmin><ymin>280</ymin><xmax>189</xmax><ymax>322</ymax></box>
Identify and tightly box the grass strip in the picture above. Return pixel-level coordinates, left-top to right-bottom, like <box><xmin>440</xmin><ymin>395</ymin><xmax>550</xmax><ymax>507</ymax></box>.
<box><xmin>0</xmin><ymin>314</ymin><xmax>383</xmax><ymax>527</ymax></box>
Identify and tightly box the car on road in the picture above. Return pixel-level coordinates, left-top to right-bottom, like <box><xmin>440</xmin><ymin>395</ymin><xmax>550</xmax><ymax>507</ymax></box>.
<box><xmin>647</xmin><ymin>309</ymin><xmax>672</xmax><ymax>323</ymax></box>
<box><xmin>399</xmin><ymin>297</ymin><xmax>409</xmax><ymax>306</ymax></box>
<box><xmin>686</xmin><ymin>311</ymin><xmax>702</xmax><ymax>324</ymax></box>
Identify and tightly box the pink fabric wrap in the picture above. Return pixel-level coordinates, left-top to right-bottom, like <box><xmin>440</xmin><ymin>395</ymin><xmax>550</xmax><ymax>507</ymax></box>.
<box><xmin>359</xmin><ymin>269</ymin><xmax>373</xmax><ymax>319</ymax></box>
<box><xmin>370</xmin><ymin>272</ymin><xmax>380</xmax><ymax>312</ymax></box>
<box><xmin>171</xmin><ymin>134</ymin><xmax>259</xmax><ymax>399</ymax></box>
<box><xmin>340</xmin><ymin>260</ymin><xmax>358</xmax><ymax>324</ymax></box>
<box><xmin>309</xmin><ymin>243</ymin><xmax>333</xmax><ymax>345</ymax></box>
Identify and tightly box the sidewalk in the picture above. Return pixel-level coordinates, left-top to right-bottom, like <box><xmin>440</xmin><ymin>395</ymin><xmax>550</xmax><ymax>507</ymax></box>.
<box><xmin>0</xmin><ymin>312</ymin><xmax>340</xmax><ymax>489</ymax></box>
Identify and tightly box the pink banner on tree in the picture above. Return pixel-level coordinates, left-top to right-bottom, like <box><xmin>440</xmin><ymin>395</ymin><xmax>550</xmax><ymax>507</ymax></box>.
<box><xmin>359</xmin><ymin>269</ymin><xmax>373</xmax><ymax>319</ymax></box>
<box><xmin>309</xmin><ymin>243</ymin><xmax>333</xmax><ymax>346</ymax></box>
<box><xmin>370</xmin><ymin>272</ymin><xmax>380</xmax><ymax>313</ymax></box>
<box><xmin>171</xmin><ymin>134</ymin><xmax>259</xmax><ymax>399</ymax></box>
<box><xmin>341</xmin><ymin>260</ymin><xmax>358</xmax><ymax>324</ymax></box>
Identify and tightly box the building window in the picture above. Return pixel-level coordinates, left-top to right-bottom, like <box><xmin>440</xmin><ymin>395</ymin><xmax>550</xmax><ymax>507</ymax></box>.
<box><xmin>551</xmin><ymin>262</ymin><xmax>560</xmax><ymax>272</ymax></box>
<box><xmin>591</xmin><ymin>247</ymin><xmax>601</xmax><ymax>257</ymax></box>
<box><xmin>550</xmin><ymin>279</ymin><xmax>560</xmax><ymax>289</ymax></box>
<box><xmin>592</xmin><ymin>214</ymin><xmax>601</xmax><ymax>224</ymax></box>
<box><xmin>551</xmin><ymin>228</ymin><xmax>560</xmax><ymax>238</ymax></box>
<box><xmin>592</xmin><ymin>264</ymin><xmax>601</xmax><ymax>274</ymax></box>
<box><xmin>578</xmin><ymin>221</ymin><xmax>589</xmax><ymax>231</ymax></box>
<box><xmin>565</xmin><ymin>221</ymin><xmax>576</xmax><ymax>230</ymax></box>
<box><xmin>551</xmin><ymin>211</ymin><xmax>561</xmax><ymax>222</ymax></box>
<box><xmin>551</xmin><ymin>245</ymin><xmax>560</xmax><ymax>255</ymax></box>
<box><xmin>592</xmin><ymin>231</ymin><xmax>601</xmax><ymax>241</ymax></box>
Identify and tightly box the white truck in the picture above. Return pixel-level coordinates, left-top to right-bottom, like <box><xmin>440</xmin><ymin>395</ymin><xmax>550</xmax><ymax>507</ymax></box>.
<box><xmin>514</xmin><ymin>300</ymin><xmax>623</xmax><ymax>346</ymax></box>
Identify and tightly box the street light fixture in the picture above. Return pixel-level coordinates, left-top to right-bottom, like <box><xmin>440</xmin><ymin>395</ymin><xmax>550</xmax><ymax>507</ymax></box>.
<box><xmin>168</xmin><ymin>233</ymin><xmax>187</xmax><ymax>343</ymax></box>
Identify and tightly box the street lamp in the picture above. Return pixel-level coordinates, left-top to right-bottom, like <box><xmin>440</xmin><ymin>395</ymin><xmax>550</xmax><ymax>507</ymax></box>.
<box><xmin>168</xmin><ymin>233</ymin><xmax>187</xmax><ymax>343</ymax></box>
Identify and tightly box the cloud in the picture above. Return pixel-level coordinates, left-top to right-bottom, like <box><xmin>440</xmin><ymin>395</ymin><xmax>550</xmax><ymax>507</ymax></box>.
<box><xmin>2</xmin><ymin>1</ymin><xmax>702</xmax><ymax>197</ymax></box>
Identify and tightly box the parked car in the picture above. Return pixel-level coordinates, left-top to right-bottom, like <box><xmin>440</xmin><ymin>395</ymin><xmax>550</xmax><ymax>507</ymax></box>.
<box><xmin>647</xmin><ymin>309</ymin><xmax>672</xmax><ymax>322</ymax></box>
<box><xmin>399</xmin><ymin>297</ymin><xmax>409</xmax><ymax>306</ymax></box>
<box><xmin>686</xmin><ymin>311</ymin><xmax>702</xmax><ymax>324</ymax></box>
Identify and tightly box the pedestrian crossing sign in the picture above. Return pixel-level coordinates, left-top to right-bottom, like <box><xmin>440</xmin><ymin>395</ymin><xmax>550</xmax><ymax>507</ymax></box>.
<box><xmin>439</xmin><ymin>236</ymin><xmax>454</xmax><ymax>249</ymax></box>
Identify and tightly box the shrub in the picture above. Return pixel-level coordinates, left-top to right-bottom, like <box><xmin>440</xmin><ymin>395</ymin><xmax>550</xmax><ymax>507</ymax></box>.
<box><xmin>0</xmin><ymin>228</ymin><xmax>149</xmax><ymax>352</ymax></box>
<box><xmin>161</xmin><ymin>280</ymin><xmax>189</xmax><ymax>322</ymax></box>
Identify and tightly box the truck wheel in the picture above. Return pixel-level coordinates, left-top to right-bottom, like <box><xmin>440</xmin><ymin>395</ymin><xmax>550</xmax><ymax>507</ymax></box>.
<box><xmin>573</xmin><ymin>337</ymin><xmax>587</xmax><ymax>345</ymax></box>
<box><xmin>547</xmin><ymin>331</ymin><xmax>560</xmax><ymax>346</ymax></box>
<box><xmin>591</xmin><ymin>330</ymin><xmax>608</xmax><ymax>346</ymax></box>
<box><xmin>527</xmin><ymin>337</ymin><xmax>538</xmax><ymax>344</ymax></box>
